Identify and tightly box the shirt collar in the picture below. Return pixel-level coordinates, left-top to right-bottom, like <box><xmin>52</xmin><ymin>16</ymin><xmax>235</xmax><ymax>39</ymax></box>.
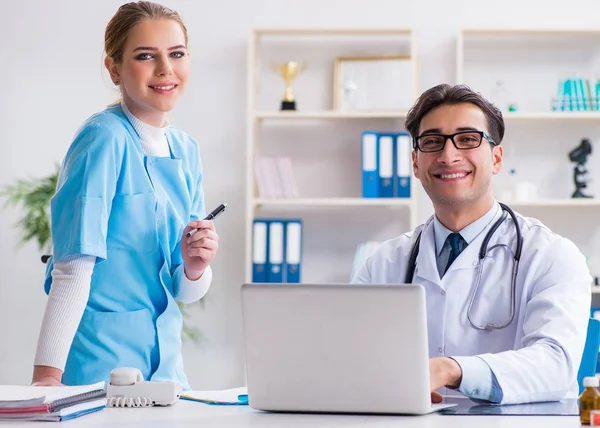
<box><xmin>433</xmin><ymin>201</ymin><xmax>501</xmax><ymax>256</ymax></box>
<box><xmin>120</xmin><ymin>100</ymin><xmax>169</xmax><ymax>143</ymax></box>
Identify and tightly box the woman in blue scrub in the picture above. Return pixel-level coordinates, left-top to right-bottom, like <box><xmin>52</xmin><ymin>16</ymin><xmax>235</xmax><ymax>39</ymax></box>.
<box><xmin>31</xmin><ymin>1</ymin><xmax>218</xmax><ymax>389</ymax></box>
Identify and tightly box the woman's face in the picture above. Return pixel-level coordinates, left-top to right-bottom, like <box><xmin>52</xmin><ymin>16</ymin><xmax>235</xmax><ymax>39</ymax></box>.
<box><xmin>106</xmin><ymin>18</ymin><xmax>190</xmax><ymax>127</ymax></box>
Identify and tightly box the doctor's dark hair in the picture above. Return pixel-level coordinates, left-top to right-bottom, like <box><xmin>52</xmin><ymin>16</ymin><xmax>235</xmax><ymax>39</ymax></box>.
<box><xmin>404</xmin><ymin>84</ymin><xmax>505</xmax><ymax>148</ymax></box>
<box><xmin>105</xmin><ymin>1</ymin><xmax>189</xmax><ymax>63</ymax></box>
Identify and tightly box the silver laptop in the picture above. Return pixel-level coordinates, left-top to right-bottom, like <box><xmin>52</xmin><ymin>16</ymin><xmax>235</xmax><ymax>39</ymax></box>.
<box><xmin>240</xmin><ymin>283</ymin><xmax>456</xmax><ymax>415</ymax></box>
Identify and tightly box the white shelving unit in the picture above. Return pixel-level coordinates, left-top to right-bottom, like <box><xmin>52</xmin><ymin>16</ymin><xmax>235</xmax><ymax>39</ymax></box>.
<box><xmin>254</xmin><ymin>111</ymin><xmax>410</xmax><ymax>120</ymax></box>
<box><xmin>253</xmin><ymin>198</ymin><xmax>415</xmax><ymax>208</ymax></box>
<box><xmin>245</xmin><ymin>28</ymin><xmax>420</xmax><ymax>283</ymax></box>
<box><xmin>457</xmin><ymin>28</ymin><xmax>600</xmax><ymax>293</ymax></box>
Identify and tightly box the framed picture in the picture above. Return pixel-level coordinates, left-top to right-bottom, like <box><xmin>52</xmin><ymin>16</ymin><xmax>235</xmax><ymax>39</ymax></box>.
<box><xmin>333</xmin><ymin>55</ymin><xmax>415</xmax><ymax>111</ymax></box>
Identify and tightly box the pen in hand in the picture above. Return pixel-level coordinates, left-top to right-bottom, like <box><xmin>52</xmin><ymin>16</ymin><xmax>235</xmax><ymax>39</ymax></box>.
<box><xmin>186</xmin><ymin>203</ymin><xmax>227</xmax><ymax>237</ymax></box>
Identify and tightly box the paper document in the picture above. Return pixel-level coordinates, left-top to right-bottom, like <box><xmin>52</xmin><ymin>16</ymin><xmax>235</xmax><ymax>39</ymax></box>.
<box><xmin>180</xmin><ymin>386</ymin><xmax>248</xmax><ymax>405</ymax></box>
<box><xmin>0</xmin><ymin>381</ymin><xmax>106</xmax><ymax>405</ymax></box>
<box><xmin>0</xmin><ymin>382</ymin><xmax>106</xmax><ymax>422</ymax></box>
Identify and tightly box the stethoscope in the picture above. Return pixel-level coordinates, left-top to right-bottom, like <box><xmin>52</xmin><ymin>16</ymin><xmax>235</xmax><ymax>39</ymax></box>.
<box><xmin>404</xmin><ymin>203</ymin><xmax>523</xmax><ymax>332</ymax></box>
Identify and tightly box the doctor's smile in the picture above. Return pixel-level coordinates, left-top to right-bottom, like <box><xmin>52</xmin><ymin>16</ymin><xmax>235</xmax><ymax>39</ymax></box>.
<box><xmin>432</xmin><ymin>170</ymin><xmax>472</xmax><ymax>181</ymax></box>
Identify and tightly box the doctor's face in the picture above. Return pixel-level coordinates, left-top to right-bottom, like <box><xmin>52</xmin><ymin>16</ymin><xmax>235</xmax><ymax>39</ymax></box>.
<box><xmin>108</xmin><ymin>18</ymin><xmax>190</xmax><ymax>127</ymax></box>
<box><xmin>412</xmin><ymin>103</ymin><xmax>503</xmax><ymax>210</ymax></box>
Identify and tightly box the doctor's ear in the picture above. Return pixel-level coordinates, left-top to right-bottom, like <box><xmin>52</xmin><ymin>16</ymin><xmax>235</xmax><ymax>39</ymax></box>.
<box><xmin>492</xmin><ymin>145</ymin><xmax>503</xmax><ymax>175</ymax></box>
<box><xmin>104</xmin><ymin>56</ymin><xmax>121</xmax><ymax>86</ymax></box>
<box><xmin>412</xmin><ymin>149</ymin><xmax>420</xmax><ymax>179</ymax></box>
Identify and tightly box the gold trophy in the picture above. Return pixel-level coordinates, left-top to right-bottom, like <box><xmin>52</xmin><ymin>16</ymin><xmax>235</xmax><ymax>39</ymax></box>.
<box><xmin>271</xmin><ymin>61</ymin><xmax>305</xmax><ymax>111</ymax></box>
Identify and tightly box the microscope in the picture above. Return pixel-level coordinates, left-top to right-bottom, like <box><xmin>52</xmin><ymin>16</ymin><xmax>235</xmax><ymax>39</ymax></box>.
<box><xmin>568</xmin><ymin>138</ymin><xmax>593</xmax><ymax>198</ymax></box>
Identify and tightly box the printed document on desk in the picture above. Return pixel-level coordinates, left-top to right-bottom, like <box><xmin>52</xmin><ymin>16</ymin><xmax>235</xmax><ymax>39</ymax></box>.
<box><xmin>180</xmin><ymin>386</ymin><xmax>248</xmax><ymax>405</ymax></box>
<box><xmin>0</xmin><ymin>381</ymin><xmax>106</xmax><ymax>421</ymax></box>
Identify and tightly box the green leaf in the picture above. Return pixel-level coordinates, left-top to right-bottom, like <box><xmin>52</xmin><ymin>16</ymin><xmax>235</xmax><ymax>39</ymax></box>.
<box><xmin>0</xmin><ymin>168</ymin><xmax>58</xmax><ymax>253</ymax></box>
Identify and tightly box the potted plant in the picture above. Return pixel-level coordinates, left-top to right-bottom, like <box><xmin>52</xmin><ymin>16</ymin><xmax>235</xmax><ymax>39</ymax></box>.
<box><xmin>1</xmin><ymin>169</ymin><xmax>203</xmax><ymax>342</ymax></box>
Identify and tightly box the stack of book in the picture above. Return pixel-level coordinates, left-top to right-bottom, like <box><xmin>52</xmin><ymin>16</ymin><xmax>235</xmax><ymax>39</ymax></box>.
<box><xmin>552</xmin><ymin>78</ymin><xmax>600</xmax><ymax>111</ymax></box>
<box><xmin>254</xmin><ymin>156</ymin><xmax>299</xmax><ymax>198</ymax></box>
<box><xmin>0</xmin><ymin>381</ymin><xmax>106</xmax><ymax>422</ymax></box>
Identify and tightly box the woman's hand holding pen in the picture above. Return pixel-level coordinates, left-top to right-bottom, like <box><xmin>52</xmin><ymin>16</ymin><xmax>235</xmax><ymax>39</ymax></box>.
<box><xmin>181</xmin><ymin>220</ymin><xmax>219</xmax><ymax>280</ymax></box>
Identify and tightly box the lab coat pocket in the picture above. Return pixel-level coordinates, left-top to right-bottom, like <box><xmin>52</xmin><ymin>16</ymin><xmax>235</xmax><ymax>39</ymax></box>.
<box><xmin>108</xmin><ymin>192</ymin><xmax>157</xmax><ymax>252</ymax></box>
<box><xmin>64</xmin><ymin>308</ymin><xmax>155</xmax><ymax>385</ymax></box>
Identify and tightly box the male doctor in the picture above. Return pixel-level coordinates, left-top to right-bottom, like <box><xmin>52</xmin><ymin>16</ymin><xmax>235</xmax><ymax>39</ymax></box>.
<box><xmin>352</xmin><ymin>84</ymin><xmax>591</xmax><ymax>405</ymax></box>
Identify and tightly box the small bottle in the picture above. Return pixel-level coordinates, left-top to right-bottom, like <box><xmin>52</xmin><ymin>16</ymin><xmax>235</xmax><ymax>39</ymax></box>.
<box><xmin>580</xmin><ymin>376</ymin><xmax>600</xmax><ymax>425</ymax></box>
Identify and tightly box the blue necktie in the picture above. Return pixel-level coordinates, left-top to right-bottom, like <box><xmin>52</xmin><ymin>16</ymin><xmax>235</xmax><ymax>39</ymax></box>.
<box><xmin>445</xmin><ymin>233</ymin><xmax>465</xmax><ymax>273</ymax></box>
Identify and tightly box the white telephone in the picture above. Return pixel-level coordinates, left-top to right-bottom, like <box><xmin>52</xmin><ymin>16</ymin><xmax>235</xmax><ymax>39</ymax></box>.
<box><xmin>106</xmin><ymin>367</ymin><xmax>181</xmax><ymax>408</ymax></box>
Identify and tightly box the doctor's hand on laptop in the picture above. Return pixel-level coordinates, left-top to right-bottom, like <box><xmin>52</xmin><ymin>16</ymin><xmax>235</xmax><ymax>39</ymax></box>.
<box><xmin>430</xmin><ymin>357</ymin><xmax>462</xmax><ymax>403</ymax></box>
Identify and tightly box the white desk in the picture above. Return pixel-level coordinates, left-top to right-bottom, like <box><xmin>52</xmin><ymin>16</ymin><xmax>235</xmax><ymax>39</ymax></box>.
<box><xmin>0</xmin><ymin>400</ymin><xmax>584</xmax><ymax>427</ymax></box>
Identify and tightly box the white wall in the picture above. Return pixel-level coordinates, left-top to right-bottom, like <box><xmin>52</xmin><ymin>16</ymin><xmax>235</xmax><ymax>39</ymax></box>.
<box><xmin>2</xmin><ymin>0</ymin><xmax>600</xmax><ymax>389</ymax></box>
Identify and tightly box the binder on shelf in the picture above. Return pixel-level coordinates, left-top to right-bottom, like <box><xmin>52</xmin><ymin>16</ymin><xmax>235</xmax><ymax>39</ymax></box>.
<box><xmin>378</xmin><ymin>134</ymin><xmax>394</xmax><ymax>198</ymax></box>
<box><xmin>361</xmin><ymin>131</ymin><xmax>379</xmax><ymax>198</ymax></box>
<box><xmin>284</xmin><ymin>220</ymin><xmax>302</xmax><ymax>283</ymax></box>
<box><xmin>267</xmin><ymin>221</ymin><xmax>284</xmax><ymax>283</ymax></box>
<box><xmin>395</xmin><ymin>133</ymin><xmax>412</xmax><ymax>198</ymax></box>
<box><xmin>251</xmin><ymin>220</ymin><xmax>268</xmax><ymax>283</ymax></box>
<box><xmin>251</xmin><ymin>218</ymin><xmax>303</xmax><ymax>283</ymax></box>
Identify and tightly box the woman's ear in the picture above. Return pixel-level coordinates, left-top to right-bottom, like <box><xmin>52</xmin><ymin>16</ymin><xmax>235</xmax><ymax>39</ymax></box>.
<box><xmin>104</xmin><ymin>56</ymin><xmax>120</xmax><ymax>85</ymax></box>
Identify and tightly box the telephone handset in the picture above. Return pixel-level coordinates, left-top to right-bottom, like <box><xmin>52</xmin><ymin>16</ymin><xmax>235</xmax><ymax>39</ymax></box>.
<box><xmin>106</xmin><ymin>367</ymin><xmax>181</xmax><ymax>408</ymax></box>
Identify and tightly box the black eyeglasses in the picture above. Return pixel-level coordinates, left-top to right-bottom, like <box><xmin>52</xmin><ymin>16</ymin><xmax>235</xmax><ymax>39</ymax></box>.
<box><xmin>414</xmin><ymin>130</ymin><xmax>497</xmax><ymax>153</ymax></box>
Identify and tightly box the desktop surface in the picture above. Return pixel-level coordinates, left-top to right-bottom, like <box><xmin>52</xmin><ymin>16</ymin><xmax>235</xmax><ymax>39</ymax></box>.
<box><xmin>0</xmin><ymin>399</ymin><xmax>584</xmax><ymax>427</ymax></box>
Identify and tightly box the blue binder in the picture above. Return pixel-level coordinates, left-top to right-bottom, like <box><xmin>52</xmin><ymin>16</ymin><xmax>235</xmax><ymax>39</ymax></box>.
<box><xmin>251</xmin><ymin>220</ymin><xmax>268</xmax><ymax>282</ymax></box>
<box><xmin>361</xmin><ymin>132</ymin><xmax>379</xmax><ymax>198</ymax></box>
<box><xmin>378</xmin><ymin>134</ymin><xmax>394</xmax><ymax>198</ymax></box>
<box><xmin>284</xmin><ymin>220</ymin><xmax>302</xmax><ymax>283</ymax></box>
<box><xmin>267</xmin><ymin>220</ymin><xmax>284</xmax><ymax>283</ymax></box>
<box><xmin>395</xmin><ymin>133</ymin><xmax>411</xmax><ymax>198</ymax></box>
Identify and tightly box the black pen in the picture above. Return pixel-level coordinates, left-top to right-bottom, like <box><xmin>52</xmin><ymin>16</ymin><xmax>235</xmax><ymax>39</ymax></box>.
<box><xmin>186</xmin><ymin>203</ymin><xmax>227</xmax><ymax>237</ymax></box>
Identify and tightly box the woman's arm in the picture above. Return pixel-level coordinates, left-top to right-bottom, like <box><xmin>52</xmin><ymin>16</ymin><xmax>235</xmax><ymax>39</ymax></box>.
<box><xmin>32</xmin><ymin>255</ymin><xmax>95</xmax><ymax>385</ymax></box>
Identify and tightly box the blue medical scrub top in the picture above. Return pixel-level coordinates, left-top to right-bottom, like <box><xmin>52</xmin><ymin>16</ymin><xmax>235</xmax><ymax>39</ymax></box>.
<box><xmin>43</xmin><ymin>104</ymin><xmax>206</xmax><ymax>390</ymax></box>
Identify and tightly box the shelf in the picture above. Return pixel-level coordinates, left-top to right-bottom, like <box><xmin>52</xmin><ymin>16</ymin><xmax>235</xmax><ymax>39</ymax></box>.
<box><xmin>255</xmin><ymin>110</ymin><xmax>409</xmax><ymax>120</ymax></box>
<box><xmin>503</xmin><ymin>112</ymin><xmax>600</xmax><ymax>121</ymax></box>
<box><xmin>256</xmin><ymin>111</ymin><xmax>600</xmax><ymax>121</ymax></box>
<box><xmin>253</xmin><ymin>198</ymin><xmax>413</xmax><ymax>207</ymax></box>
<box><xmin>502</xmin><ymin>199</ymin><xmax>600</xmax><ymax>207</ymax></box>
<box><xmin>254</xmin><ymin>28</ymin><xmax>413</xmax><ymax>37</ymax></box>
<box><xmin>462</xmin><ymin>28</ymin><xmax>600</xmax><ymax>37</ymax></box>
<box><xmin>592</xmin><ymin>287</ymin><xmax>600</xmax><ymax>295</ymax></box>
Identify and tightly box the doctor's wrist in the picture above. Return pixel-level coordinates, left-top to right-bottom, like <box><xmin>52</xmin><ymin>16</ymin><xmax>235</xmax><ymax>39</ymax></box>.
<box><xmin>443</xmin><ymin>357</ymin><xmax>463</xmax><ymax>388</ymax></box>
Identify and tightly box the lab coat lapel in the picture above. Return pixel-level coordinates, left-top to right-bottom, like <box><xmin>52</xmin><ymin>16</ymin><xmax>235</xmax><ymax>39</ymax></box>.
<box><xmin>444</xmin><ymin>236</ymin><xmax>480</xmax><ymax>274</ymax></box>
<box><xmin>444</xmin><ymin>210</ymin><xmax>506</xmax><ymax>275</ymax></box>
<box><xmin>413</xmin><ymin>218</ymin><xmax>442</xmax><ymax>286</ymax></box>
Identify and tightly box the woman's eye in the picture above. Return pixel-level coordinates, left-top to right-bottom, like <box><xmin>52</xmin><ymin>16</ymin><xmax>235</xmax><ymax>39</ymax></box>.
<box><xmin>135</xmin><ymin>53</ymin><xmax>154</xmax><ymax>61</ymax></box>
<box><xmin>171</xmin><ymin>51</ymin><xmax>185</xmax><ymax>58</ymax></box>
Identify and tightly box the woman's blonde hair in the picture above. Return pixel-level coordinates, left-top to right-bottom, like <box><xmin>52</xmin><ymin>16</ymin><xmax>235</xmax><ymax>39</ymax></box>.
<box><xmin>105</xmin><ymin>1</ymin><xmax>189</xmax><ymax>63</ymax></box>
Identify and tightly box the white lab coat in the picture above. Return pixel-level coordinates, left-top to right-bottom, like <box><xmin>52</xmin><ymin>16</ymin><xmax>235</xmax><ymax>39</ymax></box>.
<box><xmin>352</xmin><ymin>208</ymin><xmax>591</xmax><ymax>405</ymax></box>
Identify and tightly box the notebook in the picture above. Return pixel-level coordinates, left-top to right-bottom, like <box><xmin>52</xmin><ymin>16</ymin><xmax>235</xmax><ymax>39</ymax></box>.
<box><xmin>0</xmin><ymin>381</ymin><xmax>107</xmax><ymax>422</ymax></box>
